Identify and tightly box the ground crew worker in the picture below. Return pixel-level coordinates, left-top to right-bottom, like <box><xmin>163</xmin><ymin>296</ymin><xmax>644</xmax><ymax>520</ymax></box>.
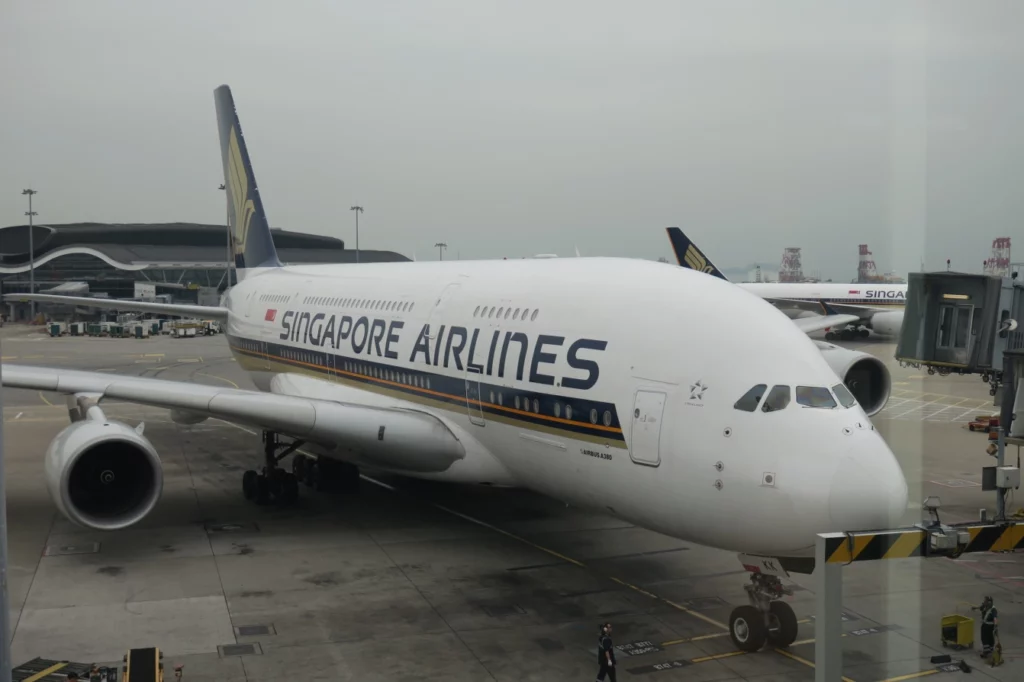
<box><xmin>973</xmin><ymin>596</ymin><xmax>998</xmax><ymax>657</ymax></box>
<box><xmin>596</xmin><ymin>622</ymin><xmax>616</xmax><ymax>682</ymax></box>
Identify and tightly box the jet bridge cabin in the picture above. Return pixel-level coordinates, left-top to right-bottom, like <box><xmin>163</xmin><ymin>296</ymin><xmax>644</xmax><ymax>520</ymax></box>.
<box><xmin>896</xmin><ymin>272</ymin><xmax>1024</xmax><ymax>382</ymax></box>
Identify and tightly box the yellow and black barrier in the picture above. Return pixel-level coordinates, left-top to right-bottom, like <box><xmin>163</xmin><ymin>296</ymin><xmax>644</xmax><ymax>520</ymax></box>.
<box><xmin>823</xmin><ymin>522</ymin><xmax>1024</xmax><ymax>565</ymax></box>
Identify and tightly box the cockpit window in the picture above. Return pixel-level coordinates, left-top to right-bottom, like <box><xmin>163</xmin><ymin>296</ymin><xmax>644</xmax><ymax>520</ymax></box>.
<box><xmin>796</xmin><ymin>386</ymin><xmax>837</xmax><ymax>409</ymax></box>
<box><xmin>734</xmin><ymin>384</ymin><xmax>767</xmax><ymax>412</ymax></box>
<box><xmin>832</xmin><ymin>383</ymin><xmax>858</xmax><ymax>409</ymax></box>
<box><xmin>761</xmin><ymin>385</ymin><xmax>791</xmax><ymax>413</ymax></box>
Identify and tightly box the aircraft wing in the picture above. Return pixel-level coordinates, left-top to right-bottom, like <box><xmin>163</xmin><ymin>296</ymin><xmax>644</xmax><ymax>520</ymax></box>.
<box><xmin>792</xmin><ymin>314</ymin><xmax>862</xmax><ymax>335</ymax></box>
<box><xmin>3</xmin><ymin>293</ymin><xmax>228</xmax><ymax>321</ymax></box>
<box><xmin>1</xmin><ymin>364</ymin><xmax>465</xmax><ymax>473</ymax></box>
<box><xmin>821</xmin><ymin>302</ymin><xmax>888</xmax><ymax>320</ymax></box>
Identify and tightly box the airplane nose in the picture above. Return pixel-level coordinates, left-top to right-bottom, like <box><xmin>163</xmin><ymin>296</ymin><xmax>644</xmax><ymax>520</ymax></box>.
<box><xmin>828</xmin><ymin>446</ymin><xmax>908</xmax><ymax>532</ymax></box>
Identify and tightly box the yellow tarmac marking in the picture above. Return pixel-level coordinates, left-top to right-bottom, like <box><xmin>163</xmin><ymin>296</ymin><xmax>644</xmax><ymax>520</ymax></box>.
<box><xmin>1</xmin><ymin>356</ymin><xmax>16</xmax><ymax>360</ymax></box>
<box><xmin>176</xmin><ymin>357</ymin><xmax>203</xmax><ymax>363</ymax></box>
<box><xmin>144</xmin><ymin>353</ymin><xmax>165</xmax><ymax>357</ymax></box>
<box><xmin>877</xmin><ymin>671</ymin><xmax>939</xmax><ymax>682</ymax></box>
<box><xmin>37</xmin><ymin>391</ymin><xmax>54</xmax><ymax>406</ymax></box>
<box><xmin>196</xmin><ymin>372</ymin><xmax>239</xmax><ymax>389</ymax></box>
<box><xmin>133</xmin><ymin>359</ymin><xmax>161</xmax><ymax>364</ymax></box>
<box><xmin>660</xmin><ymin>631</ymin><xmax>731</xmax><ymax>646</ymax></box>
<box><xmin>692</xmin><ymin>650</ymin><xmax>748</xmax><ymax>663</ymax></box>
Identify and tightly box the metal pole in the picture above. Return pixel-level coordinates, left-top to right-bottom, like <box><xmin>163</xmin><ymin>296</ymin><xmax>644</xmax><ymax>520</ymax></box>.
<box><xmin>997</xmin><ymin>351</ymin><xmax>1015</xmax><ymax>520</ymax></box>
<box><xmin>435</xmin><ymin>242</ymin><xmax>447</xmax><ymax>261</ymax></box>
<box><xmin>814</xmin><ymin>534</ymin><xmax>843</xmax><ymax>682</ymax></box>
<box><xmin>21</xmin><ymin>189</ymin><xmax>38</xmax><ymax>322</ymax></box>
<box><xmin>0</xmin><ymin>343</ymin><xmax>11</xmax><ymax>682</ymax></box>
<box><xmin>350</xmin><ymin>206</ymin><xmax>363</xmax><ymax>263</ymax></box>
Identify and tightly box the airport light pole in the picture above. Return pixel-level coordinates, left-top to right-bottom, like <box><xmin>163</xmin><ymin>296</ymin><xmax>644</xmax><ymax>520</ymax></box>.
<box><xmin>350</xmin><ymin>206</ymin><xmax>363</xmax><ymax>263</ymax></box>
<box><xmin>435</xmin><ymin>242</ymin><xmax>447</xmax><ymax>261</ymax></box>
<box><xmin>21</xmin><ymin>189</ymin><xmax>38</xmax><ymax>321</ymax></box>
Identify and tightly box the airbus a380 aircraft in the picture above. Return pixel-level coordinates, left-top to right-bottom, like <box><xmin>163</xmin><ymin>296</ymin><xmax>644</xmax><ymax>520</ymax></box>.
<box><xmin>667</xmin><ymin>228</ymin><xmax>907</xmax><ymax>341</ymax></box>
<box><xmin>2</xmin><ymin>86</ymin><xmax>908</xmax><ymax>653</ymax></box>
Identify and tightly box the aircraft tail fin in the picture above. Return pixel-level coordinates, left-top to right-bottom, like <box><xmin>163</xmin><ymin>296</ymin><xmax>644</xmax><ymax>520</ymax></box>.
<box><xmin>214</xmin><ymin>85</ymin><xmax>282</xmax><ymax>274</ymax></box>
<box><xmin>665</xmin><ymin>227</ymin><xmax>729</xmax><ymax>281</ymax></box>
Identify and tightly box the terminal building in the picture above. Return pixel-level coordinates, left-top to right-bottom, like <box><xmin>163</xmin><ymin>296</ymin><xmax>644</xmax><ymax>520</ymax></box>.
<box><xmin>0</xmin><ymin>222</ymin><xmax>409</xmax><ymax>322</ymax></box>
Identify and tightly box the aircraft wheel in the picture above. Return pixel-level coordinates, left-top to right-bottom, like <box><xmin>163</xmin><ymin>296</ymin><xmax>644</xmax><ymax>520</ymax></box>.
<box><xmin>242</xmin><ymin>470</ymin><xmax>258</xmax><ymax>501</ymax></box>
<box><xmin>859</xmin><ymin>328</ymin><xmax>870</xmax><ymax>338</ymax></box>
<box><xmin>730</xmin><ymin>606</ymin><xmax>767</xmax><ymax>652</ymax></box>
<box><xmin>825</xmin><ymin>332</ymin><xmax>835</xmax><ymax>341</ymax></box>
<box><xmin>292</xmin><ymin>455</ymin><xmax>308</xmax><ymax>480</ymax></box>
<box><xmin>337</xmin><ymin>462</ymin><xmax>361</xmax><ymax>494</ymax></box>
<box><xmin>303</xmin><ymin>461</ymin><xmax>318</xmax><ymax>488</ymax></box>
<box><xmin>279</xmin><ymin>474</ymin><xmax>299</xmax><ymax>505</ymax></box>
<box><xmin>254</xmin><ymin>475</ymin><xmax>272</xmax><ymax>505</ymax></box>
<box><xmin>766</xmin><ymin>601</ymin><xmax>798</xmax><ymax>648</ymax></box>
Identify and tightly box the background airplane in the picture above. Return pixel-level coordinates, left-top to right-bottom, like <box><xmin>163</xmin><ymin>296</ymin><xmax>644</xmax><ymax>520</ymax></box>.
<box><xmin>666</xmin><ymin>228</ymin><xmax>906</xmax><ymax>341</ymax></box>
<box><xmin>1</xmin><ymin>86</ymin><xmax>907</xmax><ymax>654</ymax></box>
<box><xmin>665</xmin><ymin>228</ymin><xmax>893</xmax><ymax>415</ymax></box>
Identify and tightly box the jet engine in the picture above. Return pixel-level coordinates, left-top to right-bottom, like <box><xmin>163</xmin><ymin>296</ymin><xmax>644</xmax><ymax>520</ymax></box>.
<box><xmin>44</xmin><ymin>407</ymin><xmax>163</xmax><ymax>531</ymax></box>
<box><xmin>813</xmin><ymin>341</ymin><xmax>891</xmax><ymax>416</ymax></box>
<box><xmin>867</xmin><ymin>310</ymin><xmax>904</xmax><ymax>338</ymax></box>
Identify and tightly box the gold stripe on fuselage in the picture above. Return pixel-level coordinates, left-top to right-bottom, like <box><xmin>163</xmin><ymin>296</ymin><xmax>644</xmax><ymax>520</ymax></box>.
<box><xmin>232</xmin><ymin>347</ymin><xmax>629</xmax><ymax>449</ymax></box>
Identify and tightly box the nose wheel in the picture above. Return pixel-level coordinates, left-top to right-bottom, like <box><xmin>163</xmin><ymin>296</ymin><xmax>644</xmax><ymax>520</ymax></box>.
<box><xmin>730</xmin><ymin>561</ymin><xmax>798</xmax><ymax>652</ymax></box>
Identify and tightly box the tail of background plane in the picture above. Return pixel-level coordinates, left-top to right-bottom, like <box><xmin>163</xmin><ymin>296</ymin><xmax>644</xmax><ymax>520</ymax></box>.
<box><xmin>214</xmin><ymin>85</ymin><xmax>282</xmax><ymax>275</ymax></box>
<box><xmin>665</xmin><ymin>227</ymin><xmax>729</xmax><ymax>281</ymax></box>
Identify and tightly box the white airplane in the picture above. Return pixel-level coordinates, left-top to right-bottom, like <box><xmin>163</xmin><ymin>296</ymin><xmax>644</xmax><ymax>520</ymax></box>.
<box><xmin>667</xmin><ymin>228</ymin><xmax>906</xmax><ymax>341</ymax></box>
<box><xmin>665</xmin><ymin>228</ymin><xmax>895</xmax><ymax>416</ymax></box>
<box><xmin>2</xmin><ymin>86</ymin><xmax>908</xmax><ymax>654</ymax></box>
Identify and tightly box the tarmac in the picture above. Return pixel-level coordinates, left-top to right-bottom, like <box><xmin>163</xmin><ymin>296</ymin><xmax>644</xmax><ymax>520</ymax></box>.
<box><xmin>1</xmin><ymin>325</ymin><xmax>1022</xmax><ymax>681</ymax></box>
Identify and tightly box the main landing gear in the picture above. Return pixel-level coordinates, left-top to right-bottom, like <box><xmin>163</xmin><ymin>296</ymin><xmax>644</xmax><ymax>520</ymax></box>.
<box><xmin>729</xmin><ymin>559</ymin><xmax>799</xmax><ymax>652</ymax></box>
<box><xmin>825</xmin><ymin>327</ymin><xmax>870</xmax><ymax>342</ymax></box>
<box><xmin>241</xmin><ymin>430</ymin><xmax>361</xmax><ymax>505</ymax></box>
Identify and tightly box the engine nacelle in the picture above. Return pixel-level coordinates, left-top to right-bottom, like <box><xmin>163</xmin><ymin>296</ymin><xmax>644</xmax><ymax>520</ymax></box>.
<box><xmin>45</xmin><ymin>409</ymin><xmax>163</xmax><ymax>531</ymax></box>
<box><xmin>813</xmin><ymin>341</ymin><xmax>892</xmax><ymax>416</ymax></box>
<box><xmin>867</xmin><ymin>310</ymin><xmax>904</xmax><ymax>338</ymax></box>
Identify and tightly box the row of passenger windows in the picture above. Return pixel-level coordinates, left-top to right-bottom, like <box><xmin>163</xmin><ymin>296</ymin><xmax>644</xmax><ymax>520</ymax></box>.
<box><xmin>278</xmin><ymin>347</ymin><xmax>436</xmax><ymax>390</ymax></box>
<box><xmin>473</xmin><ymin>305</ymin><xmax>539</xmax><ymax>322</ymax></box>
<box><xmin>486</xmin><ymin>389</ymin><xmax>613</xmax><ymax>425</ymax></box>
<box><xmin>734</xmin><ymin>383</ymin><xmax>858</xmax><ymax>413</ymax></box>
<box><xmin>297</xmin><ymin>296</ymin><xmax>416</xmax><ymax>313</ymax></box>
<box><xmin>260</xmin><ymin>294</ymin><xmax>289</xmax><ymax>303</ymax></box>
<box><xmin>272</xmin><ymin>344</ymin><xmax>615</xmax><ymax>426</ymax></box>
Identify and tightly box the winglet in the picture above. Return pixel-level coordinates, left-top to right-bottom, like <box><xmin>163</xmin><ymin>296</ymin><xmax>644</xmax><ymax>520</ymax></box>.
<box><xmin>665</xmin><ymin>228</ymin><xmax>729</xmax><ymax>281</ymax></box>
<box><xmin>214</xmin><ymin>85</ymin><xmax>282</xmax><ymax>273</ymax></box>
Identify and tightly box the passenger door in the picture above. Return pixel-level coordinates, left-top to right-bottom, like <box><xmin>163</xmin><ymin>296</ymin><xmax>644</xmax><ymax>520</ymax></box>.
<box><xmin>465</xmin><ymin>366</ymin><xmax>486</xmax><ymax>427</ymax></box>
<box><xmin>935</xmin><ymin>303</ymin><xmax>974</xmax><ymax>366</ymax></box>
<box><xmin>630</xmin><ymin>390</ymin><xmax>665</xmax><ymax>467</ymax></box>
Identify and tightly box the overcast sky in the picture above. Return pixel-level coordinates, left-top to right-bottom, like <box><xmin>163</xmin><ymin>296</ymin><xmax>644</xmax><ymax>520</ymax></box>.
<box><xmin>2</xmin><ymin>1</ymin><xmax>1021</xmax><ymax>280</ymax></box>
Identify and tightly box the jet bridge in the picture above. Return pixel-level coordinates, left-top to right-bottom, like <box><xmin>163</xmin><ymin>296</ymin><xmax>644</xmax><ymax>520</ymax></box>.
<box><xmin>896</xmin><ymin>271</ymin><xmax>1024</xmax><ymax>393</ymax></box>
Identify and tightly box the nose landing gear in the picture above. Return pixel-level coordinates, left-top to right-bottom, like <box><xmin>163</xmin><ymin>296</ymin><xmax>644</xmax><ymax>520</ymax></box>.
<box><xmin>729</xmin><ymin>559</ymin><xmax>799</xmax><ymax>652</ymax></box>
